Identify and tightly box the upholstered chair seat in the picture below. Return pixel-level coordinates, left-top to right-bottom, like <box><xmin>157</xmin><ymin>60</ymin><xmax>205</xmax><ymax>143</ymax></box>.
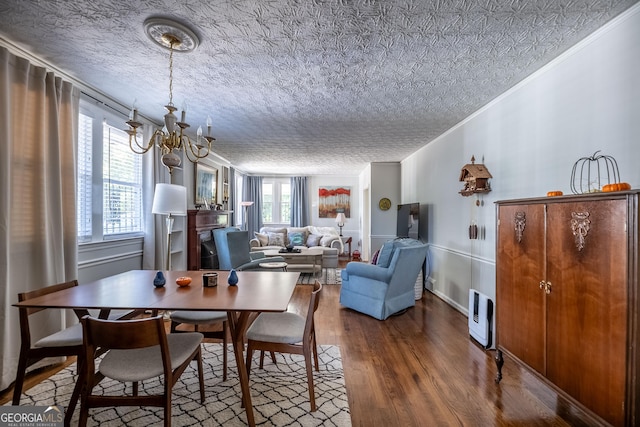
<box><xmin>99</xmin><ymin>332</ymin><xmax>204</xmax><ymax>382</ymax></box>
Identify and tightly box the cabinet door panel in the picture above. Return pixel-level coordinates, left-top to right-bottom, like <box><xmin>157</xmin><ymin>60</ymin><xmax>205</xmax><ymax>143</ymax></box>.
<box><xmin>497</xmin><ymin>204</ymin><xmax>546</xmax><ymax>374</ymax></box>
<box><xmin>546</xmin><ymin>199</ymin><xmax>627</xmax><ymax>426</ymax></box>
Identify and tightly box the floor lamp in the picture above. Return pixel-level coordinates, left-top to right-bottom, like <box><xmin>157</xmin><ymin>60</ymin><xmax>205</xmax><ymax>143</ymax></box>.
<box><xmin>152</xmin><ymin>183</ymin><xmax>187</xmax><ymax>270</ymax></box>
<box><xmin>240</xmin><ymin>201</ymin><xmax>254</xmax><ymax>231</ymax></box>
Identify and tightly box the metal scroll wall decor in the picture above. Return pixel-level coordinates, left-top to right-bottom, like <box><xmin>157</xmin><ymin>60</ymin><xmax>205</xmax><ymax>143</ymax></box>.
<box><xmin>515</xmin><ymin>211</ymin><xmax>526</xmax><ymax>243</ymax></box>
<box><xmin>570</xmin><ymin>211</ymin><xmax>591</xmax><ymax>251</ymax></box>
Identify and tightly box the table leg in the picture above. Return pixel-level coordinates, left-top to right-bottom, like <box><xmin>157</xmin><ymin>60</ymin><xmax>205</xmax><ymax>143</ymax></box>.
<box><xmin>227</xmin><ymin>311</ymin><xmax>255</xmax><ymax>427</ymax></box>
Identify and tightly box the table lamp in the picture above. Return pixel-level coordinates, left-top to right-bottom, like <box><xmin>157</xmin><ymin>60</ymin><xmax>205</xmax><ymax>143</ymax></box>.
<box><xmin>152</xmin><ymin>183</ymin><xmax>187</xmax><ymax>270</ymax></box>
<box><xmin>335</xmin><ymin>212</ymin><xmax>346</xmax><ymax>236</ymax></box>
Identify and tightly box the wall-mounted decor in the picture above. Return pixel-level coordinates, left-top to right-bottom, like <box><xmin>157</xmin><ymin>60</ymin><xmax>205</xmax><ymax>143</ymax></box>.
<box><xmin>459</xmin><ymin>155</ymin><xmax>492</xmax><ymax>196</ymax></box>
<box><xmin>378</xmin><ymin>198</ymin><xmax>391</xmax><ymax>211</ymax></box>
<box><xmin>319</xmin><ymin>186</ymin><xmax>351</xmax><ymax>218</ymax></box>
<box><xmin>195</xmin><ymin>163</ymin><xmax>217</xmax><ymax>207</ymax></box>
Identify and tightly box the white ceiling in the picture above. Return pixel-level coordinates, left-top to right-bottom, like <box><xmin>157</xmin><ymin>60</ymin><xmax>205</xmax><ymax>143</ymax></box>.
<box><xmin>0</xmin><ymin>0</ymin><xmax>637</xmax><ymax>175</ymax></box>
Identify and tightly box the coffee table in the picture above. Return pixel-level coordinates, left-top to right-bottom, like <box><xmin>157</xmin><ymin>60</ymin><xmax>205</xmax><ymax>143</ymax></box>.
<box><xmin>262</xmin><ymin>247</ymin><xmax>323</xmax><ymax>277</ymax></box>
<box><xmin>259</xmin><ymin>261</ymin><xmax>288</xmax><ymax>271</ymax></box>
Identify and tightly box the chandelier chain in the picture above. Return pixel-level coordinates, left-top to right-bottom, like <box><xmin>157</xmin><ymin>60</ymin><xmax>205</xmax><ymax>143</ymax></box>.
<box><xmin>168</xmin><ymin>42</ymin><xmax>174</xmax><ymax>107</ymax></box>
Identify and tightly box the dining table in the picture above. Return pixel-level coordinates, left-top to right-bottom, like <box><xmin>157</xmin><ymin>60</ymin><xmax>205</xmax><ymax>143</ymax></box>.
<box><xmin>14</xmin><ymin>269</ymin><xmax>300</xmax><ymax>427</ymax></box>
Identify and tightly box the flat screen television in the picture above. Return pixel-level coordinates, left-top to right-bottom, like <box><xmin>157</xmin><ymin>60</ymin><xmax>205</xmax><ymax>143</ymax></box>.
<box><xmin>396</xmin><ymin>203</ymin><xmax>419</xmax><ymax>239</ymax></box>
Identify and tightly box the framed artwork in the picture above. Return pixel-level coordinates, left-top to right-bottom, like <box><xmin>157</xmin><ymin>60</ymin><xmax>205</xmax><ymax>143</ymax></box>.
<box><xmin>195</xmin><ymin>163</ymin><xmax>217</xmax><ymax>206</ymax></box>
<box><xmin>318</xmin><ymin>186</ymin><xmax>351</xmax><ymax>218</ymax></box>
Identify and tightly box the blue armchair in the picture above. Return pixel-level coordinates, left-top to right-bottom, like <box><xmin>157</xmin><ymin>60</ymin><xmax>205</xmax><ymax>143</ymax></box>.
<box><xmin>339</xmin><ymin>238</ymin><xmax>427</xmax><ymax>320</ymax></box>
<box><xmin>213</xmin><ymin>227</ymin><xmax>285</xmax><ymax>271</ymax></box>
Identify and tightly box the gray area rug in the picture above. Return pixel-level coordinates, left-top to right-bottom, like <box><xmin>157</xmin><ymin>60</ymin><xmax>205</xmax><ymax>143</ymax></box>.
<box><xmin>16</xmin><ymin>344</ymin><xmax>350</xmax><ymax>426</ymax></box>
<box><xmin>297</xmin><ymin>269</ymin><xmax>341</xmax><ymax>285</ymax></box>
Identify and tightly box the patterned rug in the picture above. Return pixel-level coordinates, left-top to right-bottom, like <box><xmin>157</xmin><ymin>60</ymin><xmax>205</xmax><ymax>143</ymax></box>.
<box><xmin>297</xmin><ymin>269</ymin><xmax>341</xmax><ymax>285</ymax></box>
<box><xmin>15</xmin><ymin>344</ymin><xmax>350</xmax><ymax>426</ymax></box>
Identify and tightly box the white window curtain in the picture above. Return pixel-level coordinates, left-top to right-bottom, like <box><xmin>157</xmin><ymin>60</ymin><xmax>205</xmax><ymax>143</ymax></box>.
<box><xmin>0</xmin><ymin>46</ymin><xmax>80</xmax><ymax>390</ymax></box>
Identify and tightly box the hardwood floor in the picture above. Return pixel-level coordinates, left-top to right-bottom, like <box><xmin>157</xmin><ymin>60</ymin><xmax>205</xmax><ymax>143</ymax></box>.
<box><xmin>2</xmin><ymin>278</ymin><xmax>600</xmax><ymax>426</ymax></box>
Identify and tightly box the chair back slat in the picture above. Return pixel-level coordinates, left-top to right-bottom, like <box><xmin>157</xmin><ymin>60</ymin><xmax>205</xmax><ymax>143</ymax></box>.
<box><xmin>304</xmin><ymin>281</ymin><xmax>322</xmax><ymax>337</ymax></box>
<box><xmin>81</xmin><ymin>315</ymin><xmax>166</xmax><ymax>350</ymax></box>
<box><xmin>18</xmin><ymin>280</ymin><xmax>79</xmax><ymax>316</ymax></box>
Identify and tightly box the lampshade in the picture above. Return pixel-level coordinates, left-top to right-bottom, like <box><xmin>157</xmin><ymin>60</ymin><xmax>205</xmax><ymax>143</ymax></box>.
<box><xmin>152</xmin><ymin>183</ymin><xmax>187</xmax><ymax>215</ymax></box>
<box><xmin>335</xmin><ymin>213</ymin><xmax>347</xmax><ymax>224</ymax></box>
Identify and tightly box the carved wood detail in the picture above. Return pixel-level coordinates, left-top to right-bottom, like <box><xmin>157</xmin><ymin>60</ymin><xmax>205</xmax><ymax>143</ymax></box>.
<box><xmin>570</xmin><ymin>211</ymin><xmax>591</xmax><ymax>251</ymax></box>
<box><xmin>515</xmin><ymin>211</ymin><xmax>526</xmax><ymax>243</ymax></box>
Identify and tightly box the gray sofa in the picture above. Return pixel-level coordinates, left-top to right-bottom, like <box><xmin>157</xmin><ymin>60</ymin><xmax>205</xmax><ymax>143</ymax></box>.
<box><xmin>249</xmin><ymin>226</ymin><xmax>341</xmax><ymax>276</ymax></box>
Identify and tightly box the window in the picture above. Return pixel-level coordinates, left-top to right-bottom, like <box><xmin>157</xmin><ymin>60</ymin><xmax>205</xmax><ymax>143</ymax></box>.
<box><xmin>262</xmin><ymin>179</ymin><xmax>290</xmax><ymax>224</ymax></box>
<box><xmin>77</xmin><ymin>99</ymin><xmax>144</xmax><ymax>242</ymax></box>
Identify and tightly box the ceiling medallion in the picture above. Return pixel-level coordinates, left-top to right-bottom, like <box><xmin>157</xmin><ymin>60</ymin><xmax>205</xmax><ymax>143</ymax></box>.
<box><xmin>143</xmin><ymin>17</ymin><xmax>199</xmax><ymax>52</ymax></box>
<box><xmin>126</xmin><ymin>18</ymin><xmax>213</xmax><ymax>174</ymax></box>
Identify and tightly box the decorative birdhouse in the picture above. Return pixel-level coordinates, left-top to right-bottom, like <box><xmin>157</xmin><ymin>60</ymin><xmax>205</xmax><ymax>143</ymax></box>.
<box><xmin>459</xmin><ymin>156</ymin><xmax>492</xmax><ymax>196</ymax></box>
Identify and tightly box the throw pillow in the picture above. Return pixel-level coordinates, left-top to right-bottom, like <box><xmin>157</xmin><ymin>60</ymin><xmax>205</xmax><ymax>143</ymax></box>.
<box><xmin>267</xmin><ymin>232</ymin><xmax>285</xmax><ymax>246</ymax></box>
<box><xmin>376</xmin><ymin>241</ymin><xmax>395</xmax><ymax>268</ymax></box>
<box><xmin>288</xmin><ymin>231</ymin><xmax>305</xmax><ymax>246</ymax></box>
<box><xmin>320</xmin><ymin>234</ymin><xmax>335</xmax><ymax>247</ymax></box>
<box><xmin>306</xmin><ymin>233</ymin><xmax>322</xmax><ymax>247</ymax></box>
<box><xmin>254</xmin><ymin>232</ymin><xmax>269</xmax><ymax>246</ymax></box>
<box><xmin>370</xmin><ymin>249</ymin><xmax>380</xmax><ymax>265</ymax></box>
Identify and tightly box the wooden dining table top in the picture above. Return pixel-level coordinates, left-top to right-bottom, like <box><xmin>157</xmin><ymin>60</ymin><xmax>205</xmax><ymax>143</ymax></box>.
<box><xmin>14</xmin><ymin>269</ymin><xmax>300</xmax><ymax>313</ymax></box>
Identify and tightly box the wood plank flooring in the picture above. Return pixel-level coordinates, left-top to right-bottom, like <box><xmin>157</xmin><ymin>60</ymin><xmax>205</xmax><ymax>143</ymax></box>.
<box><xmin>2</xmin><ymin>279</ymin><xmax>601</xmax><ymax>426</ymax></box>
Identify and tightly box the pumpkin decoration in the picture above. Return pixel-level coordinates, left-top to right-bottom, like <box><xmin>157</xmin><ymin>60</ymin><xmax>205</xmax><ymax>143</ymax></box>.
<box><xmin>570</xmin><ymin>151</ymin><xmax>623</xmax><ymax>194</ymax></box>
<box><xmin>176</xmin><ymin>276</ymin><xmax>192</xmax><ymax>287</ymax></box>
<box><xmin>602</xmin><ymin>182</ymin><xmax>631</xmax><ymax>192</ymax></box>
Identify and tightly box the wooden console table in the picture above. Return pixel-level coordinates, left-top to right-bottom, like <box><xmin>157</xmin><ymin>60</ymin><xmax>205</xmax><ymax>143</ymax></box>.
<box><xmin>187</xmin><ymin>209</ymin><xmax>231</xmax><ymax>270</ymax></box>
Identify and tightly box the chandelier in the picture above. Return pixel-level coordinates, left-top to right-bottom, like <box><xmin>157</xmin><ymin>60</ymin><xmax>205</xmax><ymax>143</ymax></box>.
<box><xmin>126</xmin><ymin>18</ymin><xmax>214</xmax><ymax>174</ymax></box>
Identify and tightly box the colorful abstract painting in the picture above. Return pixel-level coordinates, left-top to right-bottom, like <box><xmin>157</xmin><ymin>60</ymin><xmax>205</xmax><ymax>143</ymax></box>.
<box><xmin>319</xmin><ymin>186</ymin><xmax>351</xmax><ymax>218</ymax></box>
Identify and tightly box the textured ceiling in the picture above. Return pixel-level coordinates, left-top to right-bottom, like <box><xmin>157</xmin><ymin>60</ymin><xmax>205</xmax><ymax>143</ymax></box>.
<box><xmin>0</xmin><ymin>0</ymin><xmax>637</xmax><ymax>175</ymax></box>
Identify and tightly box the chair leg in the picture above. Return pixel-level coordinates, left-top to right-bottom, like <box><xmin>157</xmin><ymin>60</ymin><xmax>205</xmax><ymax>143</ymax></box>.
<box><xmin>303</xmin><ymin>345</ymin><xmax>317</xmax><ymax>412</ymax></box>
<box><xmin>11</xmin><ymin>352</ymin><xmax>29</xmax><ymax>405</ymax></box>
<box><xmin>311</xmin><ymin>332</ymin><xmax>319</xmax><ymax>371</ymax></box>
<box><xmin>164</xmin><ymin>395</ymin><xmax>172</xmax><ymax>427</ymax></box>
<box><xmin>245</xmin><ymin>345</ymin><xmax>254</xmax><ymax>382</ymax></box>
<box><xmin>195</xmin><ymin>348</ymin><xmax>205</xmax><ymax>403</ymax></box>
<box><xmin>222</xmin><ymin>321</ymin><xmax>228</xmax><ymax>381</ymax></box>
<box><xmin>132</xmin><ymin>381</ymin><xmax>139</xmax><ymax>396</ymax></box>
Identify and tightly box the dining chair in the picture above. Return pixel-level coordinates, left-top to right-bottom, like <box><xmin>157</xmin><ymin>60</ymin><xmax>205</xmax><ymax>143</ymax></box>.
<box><xmin>78</xmin><ymin>315</ymin><xmax>205</xmax><ymax>427</ymax></box>
<box><xmin>169</xmin><ymin>310</ymin><xmax>228</xmax><ymax>380</ymax></box>
<box><xmin>13</xmin><ymin>280</ymin><xmax>87</xmax><ymax>406</ymax></box>
<box><xmin>245</xmin><ymin>280</ymin><xmax>323</xmax><ymax>411</ymax></box>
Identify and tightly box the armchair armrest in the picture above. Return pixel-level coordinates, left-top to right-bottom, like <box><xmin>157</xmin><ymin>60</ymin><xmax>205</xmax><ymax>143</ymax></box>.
<box><xmin>344</xmin><ymin>262</ymin><xmax>392</xmax><ymax>283</ymax></box>
<box><xmin>330</xmin><ymin>237</ymin><xmax>344</xmax><ymax>253</ymax></box>
<box><xmin>249</xmin><ymin>238</ymin><xmax>261</xmax><ymax>248</ymax></box>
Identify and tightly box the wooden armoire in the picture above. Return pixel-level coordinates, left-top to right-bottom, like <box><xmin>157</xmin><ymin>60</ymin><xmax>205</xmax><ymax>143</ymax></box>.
<box><xmin>495</xmin><ymin>191</ymin><xmax>640</xmax><ymax>426</ymax></box>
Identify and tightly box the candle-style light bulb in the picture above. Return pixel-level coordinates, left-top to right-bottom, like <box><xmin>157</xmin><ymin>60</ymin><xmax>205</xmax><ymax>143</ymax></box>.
<box><xmin>180</xmin><ymin>101</ymin><xmax>187</xmax><ymax>123</ymax></box>
<box><xmin>206</xmin><ymin>115</ymin><xmax>212</xmax><ymax>136</ymax></box>
<box><xmin>129</xmin><ymin>98</ymin><xmax>138</xmax><ymax>122</ymax></box>
<box><xmin>197</xmin><ymin>126</ymin><xmax>203</xmax><ymax>146</ymax></box>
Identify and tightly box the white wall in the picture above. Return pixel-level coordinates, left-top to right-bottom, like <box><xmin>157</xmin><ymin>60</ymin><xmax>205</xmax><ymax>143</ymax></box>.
<box><xmin>369</xmin><ymin>163</ymin><xmax>401</xmax><ymax>253</ymax></box>
<box><xmin>401</xmin><ymin>4</ymin><xmax>640</xmax><ymax>314</ymax></box>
